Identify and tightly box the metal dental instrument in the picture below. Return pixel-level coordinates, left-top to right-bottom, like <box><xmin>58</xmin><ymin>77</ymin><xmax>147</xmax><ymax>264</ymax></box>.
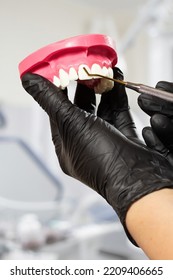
<box><xmin>83</xmin><ymin>67</ymin><xmax>173</xmax><ymax>102</ymax></box>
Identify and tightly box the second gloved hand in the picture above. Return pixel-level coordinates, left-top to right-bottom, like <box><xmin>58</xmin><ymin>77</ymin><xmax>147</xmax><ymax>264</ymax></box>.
<box><xmin>22</xmin><ymin>73</ymin><xmax>173</xmax><ymax>246</ymax></box>
<box><xmin>138</xmin><ymin>81</ymin><xmax>173</xmax><ymax>164</ymax></box>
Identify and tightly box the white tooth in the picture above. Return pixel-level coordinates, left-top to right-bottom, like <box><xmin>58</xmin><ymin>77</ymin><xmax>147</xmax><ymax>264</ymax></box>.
<box><xmin>102</xmin><ymin>66</ymin><xmax>109</xmax><ymax>76</ymax></box>
<box><xmin>53</xmin><ymin>75</ymin><xmax>61</xmax><ymax>87</ymax></box>
<box><xmin>69</xmin><ymin>67</ymin><xmax>78</xmax><ymax>81</ymax></box>
<box><xmin>78</xmin><ymin>64</ymin><xmax>91</xmax><ymax>80</ymax></box>
<box><xmin>107</xmin><ymin>67</ymin><xmax>113</xmax><ymax>78</ymax></box>
<box><xmin>59</xmin><ymin>69</ymin><xmax>69</xmax><ymax>88</ymax></box>
<box><xmin>91</xmin><ymin>64</ymin><xmax>102</xmax><ymax>78</ymax></box>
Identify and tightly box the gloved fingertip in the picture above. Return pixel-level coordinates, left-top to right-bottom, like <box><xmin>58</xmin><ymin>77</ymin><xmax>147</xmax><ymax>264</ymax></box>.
<box><xmin>138</xmin><ymin>94</ymin><xmax>156</xmax><ymax>116</ymax></box>
<box><xmin>21</xmin><ymin>72</ymin><xmax>67</xmax><ymax>96</ymax></box>
<box><xmin>138</xmin><ymin>94</ymin><xmax>150</xmax><ymax>107</ymax></box>
<box><xmin>20</xmin><ymin>72</ymin><xmax>70</xmax><ymax>122</ymax></box>
<box><xmin>113</xmin><ymin>67</ymin><xmax>124</xmax><ymax>80</ymax></box>
<box><xmin>155</xmin><ymin>81</ymin><xmax>165</xmax><ymax>88</ymax></box>
<box><xmin>21</xmin><ymin>72</ymin><xmax>40</xmax><ymax>81</ymax></box>
<box><xmin>150</xmin><ymin>114</ymin><xmax>167</xmax><ymax>128</ymax></box>
<box><xmin>21</xmin><ymin>72</ymin><xmax>44</xmax><ymax>89</ymax></box>
<box><xmin>151</xmin><ymin>114</ymin><xmax>173</xmax><ymax>143</ymax></box>
<box><xmin>142</xmin><ymin>126</ymin><xmax>152</xmax><ymax>139</ymax></box>
<box><xmin>142</xmin><ymin>125</ymin><xmax>169</xmax><ymax>157</ymax></box>
<box><xmin>21</xmin><ymin>73</ymin><xmax>51</xmax><ymax>98</ymax></box>
<box><xmin>142</xmin><ymin>126</ymin><xmax>156</xmax><ymax>149</ymax></box>
<box><xmin>156</xmin><ymin>81</ymin><xmax>173</xmax><ymax>93</ymax></box>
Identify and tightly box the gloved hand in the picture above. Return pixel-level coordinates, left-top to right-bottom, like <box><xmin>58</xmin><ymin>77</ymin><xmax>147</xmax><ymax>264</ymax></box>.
<box><xmin>75</xmin><ymin>67</ymin><xmax>139</xmax><ymax>140</ymax></box>
<box><xmin>138</xmin><ymin>81</ymin><xmax>173</xmax><ymax>165</ymax></box>
<box><xmin>21</xmin><ymin>71</ymin><xmax>173</xmax><ymax>246</ymax></box>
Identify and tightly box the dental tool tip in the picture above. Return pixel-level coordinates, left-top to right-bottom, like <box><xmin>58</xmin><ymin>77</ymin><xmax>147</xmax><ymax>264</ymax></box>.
<box><xmin>83</xmin><ymin>67</ymin><xmax>126</xmax><ymax>85</ymax></box>
<box><xmin>83</xmin><ymin>67</ymin><xmax>173</xmax><ymax>102</ymax></box>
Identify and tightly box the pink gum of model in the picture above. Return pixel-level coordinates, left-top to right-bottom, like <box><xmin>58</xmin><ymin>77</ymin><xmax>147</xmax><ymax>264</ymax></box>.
<box><xmin>18</xmin><ymin>34</ymin><xmax>118</xmax><ymax>83</ymax></box>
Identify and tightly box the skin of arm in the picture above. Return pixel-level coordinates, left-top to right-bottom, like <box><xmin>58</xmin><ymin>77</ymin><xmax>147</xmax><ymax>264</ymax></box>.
<box><xmin>126</xmin><ymin>188</ymin><xmax>173</xmax><ymax>259</ymax></box>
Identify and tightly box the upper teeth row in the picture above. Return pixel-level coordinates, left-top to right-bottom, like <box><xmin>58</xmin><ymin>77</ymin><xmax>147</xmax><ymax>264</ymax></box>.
<box><xmin>53</xmin><ymin>63</ymin><xmax>114</xmax><ymax>90</ymax></box>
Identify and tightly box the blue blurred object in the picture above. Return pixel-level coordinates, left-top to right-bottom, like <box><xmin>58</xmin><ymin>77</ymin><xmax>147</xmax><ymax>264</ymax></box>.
<box><xmin>0</xmin><ymin>111</ymin><xmax>6</xmax><ymax>128</ymax></box>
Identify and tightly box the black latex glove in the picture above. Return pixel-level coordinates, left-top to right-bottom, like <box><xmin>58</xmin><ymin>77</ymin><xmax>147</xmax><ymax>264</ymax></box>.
<box><xmin>21</xmin><ymin>73</ymin><xmax>173</xmax><ymax>246</ymax></box>
<box><xmin>138</xmin><ymin>81</ymin><xmax>173</xmax><ymax>164</ymax></box>
<box><xmin>97</xmin><ymin>68</ymin><xmax>139</xmax><ymax>141</ymax></box>
<box><xmin>74</xmin><ymin>68</ymin><xmax>139</xmax><ymax>140</ymax></box>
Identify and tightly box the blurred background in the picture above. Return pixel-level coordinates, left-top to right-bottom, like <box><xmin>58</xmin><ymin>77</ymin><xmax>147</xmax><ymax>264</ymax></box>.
<box><xmin>0</xmin><ymin>0</ymin><xmax>172</xmax><ymax>260</ymax></box>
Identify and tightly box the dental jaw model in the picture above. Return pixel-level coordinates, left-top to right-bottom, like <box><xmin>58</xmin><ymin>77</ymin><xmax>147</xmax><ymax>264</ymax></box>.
<box><xmin>19</xmin><ymin>34</ymin><xmax>118</xmax><ymax>94</ymax></box>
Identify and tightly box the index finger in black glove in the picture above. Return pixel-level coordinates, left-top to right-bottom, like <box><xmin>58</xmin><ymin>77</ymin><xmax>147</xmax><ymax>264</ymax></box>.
<box><xmin>97</xmin><ymin>67</ymin><xmax>138</xmax><ymax>140</ymax></box>
<box><xmin>74</xmin><ymin>83</ymin><xmax>96</xmax><ymax>114</ymax></box>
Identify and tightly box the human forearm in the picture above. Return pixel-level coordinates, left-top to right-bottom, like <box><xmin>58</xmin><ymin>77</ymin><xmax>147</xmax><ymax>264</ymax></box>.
<box><xmin>126</xmin><ymin>188</ymin><xmax>173</xmax><ymax>259</ymax></box>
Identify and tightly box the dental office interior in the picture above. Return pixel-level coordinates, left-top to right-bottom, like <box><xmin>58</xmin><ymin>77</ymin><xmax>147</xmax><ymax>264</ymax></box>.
<box><xmin>0</xmin><ymin>0</ymin><xmax>172</xmax><ymax>260</ymax></box>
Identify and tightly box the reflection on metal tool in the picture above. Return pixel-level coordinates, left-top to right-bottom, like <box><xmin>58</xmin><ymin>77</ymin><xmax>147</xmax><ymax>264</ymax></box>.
<box><xmin>83</xmin><ymin>67</ymin><xmax>173</xmax><ymax>102</ymax></box>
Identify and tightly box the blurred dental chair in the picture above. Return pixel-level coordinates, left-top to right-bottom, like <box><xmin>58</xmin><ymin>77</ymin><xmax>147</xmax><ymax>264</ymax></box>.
<box><xmin>0</xmin><ymin>135</ymin><xmax>147</xmax><ymax>260</ymax></box>
<box><xmin>0</xmin><ymin>136</ymin><xmax>64</xmax><ymax>221</ymax></box>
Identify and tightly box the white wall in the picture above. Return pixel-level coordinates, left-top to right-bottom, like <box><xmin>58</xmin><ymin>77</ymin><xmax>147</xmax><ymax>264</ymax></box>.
<box><xmin>0</xmin><ymin>0</ymin><xmax>148</xmax><ymax>105</ymax></box>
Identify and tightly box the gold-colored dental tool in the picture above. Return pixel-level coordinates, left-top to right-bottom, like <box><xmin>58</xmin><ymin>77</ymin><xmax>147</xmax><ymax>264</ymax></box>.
<box><xmin>83</xmin><ymin>67</ymin><xmax>173</xmax><ymax>103</ymax></box>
